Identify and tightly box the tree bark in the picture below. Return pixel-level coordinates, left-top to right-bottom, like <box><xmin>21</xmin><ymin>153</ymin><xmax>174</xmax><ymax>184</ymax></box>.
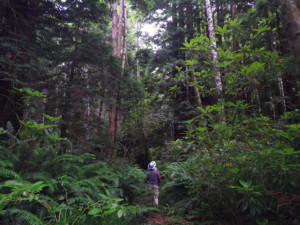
<box><xmin>205</xmin><ymin>0</ymin><xmax>223</xmax><ymax>96</ymax></box>
<box><xmin>216</xmin><ymin>2</ymin><xmax>223</xmax><ymax>46</ymax></box>
<box><xmin>186</xmin><ymin>2</ymin><xmax>194</xmax><ymax>42</ymax></box>
<box><xmin>231</xmin><ymin>2</ymin><xmax>239</xmax><ymax>51</ymax></box>
<box><xmin>112</xmin><ymin>3</ymin><xmax>118</xmax><ymax>57</ymax></box>
<box><xmin>117</xmin><ymin>0</ymin><xmax>124</xmax><ymax>58</ymax></box>
<box><xmin>186</xmin><ymin>2</ymin><xmax>202</xmax><ymax>108</ymax></box>
<box><xmin>277</xmin><ymin>0</ymin><xmax>300</xmax><ymax>110</ymax></box>
<box><xmin>114</xmin><ymin>2</ymin><xmax>127</xmax><ymax>158</ymax></box>
<box><xmin>280</xmin><ymin>0</ymin><xmax>300</xmax><ymax>68</ymax></box>
<box><xmin>191</xmin><ymin>68</ymin><xmax>203</xmax><ymax>108</ymax></box>
<box><xmin>121</xmin><ymin>5</ymin><xmax>127</xmax><ymax>72</ymax></box>
<box><xmin>109</xmin><ymin>2</ymin><xmax>119</xmax><ymax>154</ymax></box>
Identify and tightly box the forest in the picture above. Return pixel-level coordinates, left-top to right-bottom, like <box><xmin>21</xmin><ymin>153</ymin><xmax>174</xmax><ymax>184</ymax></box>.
<box><xmin>0</xmin><ymin>0</ymin><xmax>299</xmax><ymax>224</ymax></box>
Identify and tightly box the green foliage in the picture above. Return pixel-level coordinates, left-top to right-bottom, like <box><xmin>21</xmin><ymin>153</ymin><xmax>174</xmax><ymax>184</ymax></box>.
<box><xmin>0</xmin><ymin>129</ymin><xmax>150</xmax><ymax>224</ymax></box>
<box><xmin>0</xmin><ymin>90</ymin><xmax>151</xmax><ymax>224</ymax></box>
<box><xmin>160</xmin><ymin>102</ymin><xmax>300</xmax><ymax>224</ymax></box>
<box><xmin>4</xmin><ymin>209</ymin><xmax>45</xmax><ymax>225</ymax></box>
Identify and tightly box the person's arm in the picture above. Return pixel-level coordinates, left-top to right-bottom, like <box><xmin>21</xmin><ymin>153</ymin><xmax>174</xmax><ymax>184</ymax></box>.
<box><xmin>156</xmin><ymin>171</ymin><xmax>161</xmax><ymax>183</ymax></box>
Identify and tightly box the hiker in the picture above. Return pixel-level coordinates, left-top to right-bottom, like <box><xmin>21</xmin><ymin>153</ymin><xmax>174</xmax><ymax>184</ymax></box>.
<box><xmin>146</xmin><ymin>161</ymin><xmax>161</xmax><ymax>206</ymax></box>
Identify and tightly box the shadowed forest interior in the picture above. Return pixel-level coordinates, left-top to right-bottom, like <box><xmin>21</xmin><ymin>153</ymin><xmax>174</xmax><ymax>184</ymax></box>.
<box><xmin>0</xmin><ymin>0</ymin><xmax>300</xmax><ymax>224</ymax></box>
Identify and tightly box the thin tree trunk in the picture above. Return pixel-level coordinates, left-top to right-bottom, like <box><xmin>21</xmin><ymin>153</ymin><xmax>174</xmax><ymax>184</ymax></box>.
<box><xmin>136</xmin><ymin>20</ymin><xmax>141</xmax><ymax>80</ymax></box>
<box><xmin>186</xmin><ymin>2</ymin><xmax>202</xmax><ymax>108</ymax></box>
<box><xmin>216</xmin><ymin>2</ymin><xmax>223</xmax><ymax>46</ymax></box>
<box><xmin>117</xmin><ymin>0</ymin><xmax>124</xmax><ymax>58</ymax></box>
<box><xmin>114</xmin><ymin>2</ymin><xmax>127</xmax><ymax>158</ymax></box>
<box><xmin>98</xmin><ymin>98</ymin><xmax>103</xmax><ymax>131</ymax></box>
<box><xmin>191</xmin><ymin>68</ymin><xmax>203</xmax><ymax>108</ymax></box>
<box><xmin>112</xmin><ymin>3</ymin><xmax>118</xmax><ymax>57</ymax></box>
<box><xmin>109</xmin><ymin>2</ymin><xmax>119</xmax><ymax>155</ymax></box>
<box><xmin>186</xmin><ymin>2</ymin><xmax>193</xmax><ymax>42</ymax></box>
<box><xmin>255</xmin><ymin>89</ymin><xmax>263</xmax><ymax>117</ymax></box>
<box><xmin>109</xmin><ymin>94</ymin><xmax>116</xmax><ymax>154</ymax></box>
<box><xmin>231</xmin><ymin>2</ymin><xmax>239</xmax><ymax>51</ymax></box>
<box><xmin>205</xmin><ymin>0</ymin><xmax>223</xmax><ymax>96</ymax></box>
<box><xmin>277</xmin><ymin>77</ymin><xmax>286</xmax><ymax>115</ymax></box>
<box><xmin>86</xmin><ymin>72</ymin><xmax>91</xmax><ymax>140</ymax></box>
<box><xmin>121</xmin><ymin>5</ymin><xmax>127</xmax><ymax>72</ymax></box>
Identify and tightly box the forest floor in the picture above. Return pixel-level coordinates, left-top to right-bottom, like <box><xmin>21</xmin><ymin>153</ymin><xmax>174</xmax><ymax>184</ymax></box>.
<box><xmin>143</xmin><ymin>212</ymin><xmax>193</xmax><ymax>225</ymax></box>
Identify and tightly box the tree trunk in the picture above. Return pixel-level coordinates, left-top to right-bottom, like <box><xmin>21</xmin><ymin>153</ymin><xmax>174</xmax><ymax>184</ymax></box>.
<box><xmin>109</xmin><ymin>2</ymin><xmax>119</xmax><ymax>154</ymax></box>
<box><xmin>277</xmin><ymin>77</ymin><xmax>286</xmax><ymax>115</ymax></box>
<box><xmin>280</xmin><ymin>0</ymin><xmax>300</xmax><ymax>68</ymax></box>
<box><xmin>112</xmin><ymin>3</ymin><xmax>118</xmax><ymax>57</ymax></box>
<box><xmin>276</xmin><ymin>0</ymin><xmax>300</xmax><ymax>110</ymax></box>
<box><xmin>117</xmin><ymin>0</ymin><xmax>124</xmax><ymax>58</ymax></box>
<box><xmin>216</xmin><ymin>2</ymin><xmax>223</xmax><ymax>46</ymax></box>
<box><xmin>186</xmin><ymin>2</ymin><xmax>194</xmax><ymax>42</ymax></box>
<box><xmin>109</xmin><ymin>94</ymin><xmax>117</xmax><ymax>153</ymax></box>
<box><xmin>136</xmin><ymin>19</ymin><xmax>141</xmax><ymax>80</ymax></box>
<box><xmin>186</xmin><ymin>2</ymin><xmax>202</xmax><ymax>108</ymax></box>
<box><xmin>205</xmin><ymin>0</ymin><xmax>223</xmax><ymax>96</ymax></box>
<box><xmin>231</xmin><ymin>2</ymin><xmax>239</xmax><ymax>51</ymax></box>
<box><xmin>121</xmin><ymin>5</ymin><xmax>127</xmax><ymax>72</ymax></box>
<box><xmin>191</xmin><ymin>68</ymin><xmax>203</xmax><ymax>108</ymax></box>
<box><xmin>114</xmin><ymin>2</ymin><xmax>127</xmax><ymax>158</ymax></box>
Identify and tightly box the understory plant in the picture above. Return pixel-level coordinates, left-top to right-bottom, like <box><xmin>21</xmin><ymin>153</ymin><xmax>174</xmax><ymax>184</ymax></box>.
<box><xmin>161</xmin><ymin>102</ymin><xmax>300</xmax><ymax>224</ymax></box>
<box><xmin>0</xmin><ymin>89</ymin><xmax>151</xmax><ymax>224</ymax></box>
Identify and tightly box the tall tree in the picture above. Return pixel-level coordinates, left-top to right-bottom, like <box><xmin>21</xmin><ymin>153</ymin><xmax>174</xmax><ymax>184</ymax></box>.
<box><xmin>280</xmin><ymin>0</ymin><xmax>300</xmax><ymax>69</ymax></box>
<box><xmin>205</xmin><ymin>0</ymin><xmax>223</xmax><ymax>98</ymax></box>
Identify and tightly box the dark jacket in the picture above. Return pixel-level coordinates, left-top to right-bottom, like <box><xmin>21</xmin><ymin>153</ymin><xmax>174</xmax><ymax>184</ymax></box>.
<box><xmin>146</xmin><ymin>168</ymin><xmax>161</xmax><ymax>185</ymax></box>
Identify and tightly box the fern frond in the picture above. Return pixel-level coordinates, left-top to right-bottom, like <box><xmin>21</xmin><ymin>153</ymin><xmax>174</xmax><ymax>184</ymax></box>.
<box><xmin>68</xmin><ymin>195</ymin><xmax>94</xmax><ymax>204</ymax></box>
<box><xmin>82</xmin><ymin>161</ymin><xmax>110</xmax><ymax>175</ymax></box>
<box><xmin>23</xmin><ymin>171</ymin><xmax>52</xmax><ymax>181</ymax></box>
<box><xmin>63</xmin><ymin>164</ymin><xmax>84</xmax><ymax>178</ymax></box>
<box><xmin>0</xmin><ymin>168</ymin><xmax>20</xmax><ymax>178</ymax></box>
<box><xmin>0</xmin><ymin>160</ymin><xmax>13</xmax><ymax>168</ymax></box>
<box><xmin>39</xmin><ymin>194</ymin><xmax>59</xmax><ymax>207</ymax></box>
<box><xmin>23</xmin><ymin>172</ymin><xmax>58</xmax><ymax>193</ymax></box>
<box><xmin>5</xmin><ymin>208</ymin><xmax>45</xmax><ymax>225</ymax></box>
<box><xmin>54</xmin><ymin>154</ymin><xmax>84</xmax><ymax>164</ymax></box>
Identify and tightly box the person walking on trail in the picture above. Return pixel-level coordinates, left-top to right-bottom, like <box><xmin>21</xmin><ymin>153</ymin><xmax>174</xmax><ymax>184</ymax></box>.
<box><xmin>146</xmin><ymin>161</ymin><xmax>161</xmax><ymax>206</ymax></box>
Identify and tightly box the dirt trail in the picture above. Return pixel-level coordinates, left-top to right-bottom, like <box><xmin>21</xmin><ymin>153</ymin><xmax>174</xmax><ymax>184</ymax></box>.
<box><xmin>144</xmin><ymin>212</ymin><xmax>192</xmax><ymax>224</ymax></box>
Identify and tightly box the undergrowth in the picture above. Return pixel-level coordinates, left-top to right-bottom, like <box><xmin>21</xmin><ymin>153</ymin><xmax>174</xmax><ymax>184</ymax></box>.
<box><xmin>0</xmin><ymin>89</ymin><xmax>153</xmax><ymax>224</ymax></box>
<box><xmin>159</xmin><ymin>102</ymin><xmax>300</xmax><ymax>224</ymax></box>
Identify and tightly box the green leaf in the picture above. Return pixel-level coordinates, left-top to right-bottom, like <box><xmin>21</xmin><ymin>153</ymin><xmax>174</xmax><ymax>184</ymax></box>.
<box><xmin>0</xmin><ymin>127</ymin><xmax>7</xmax><ymax>135</ymax></box>
<box><xmin>117</xmin><ymin>209</ymin><xmax>123</xmax><ymax>218</ymax></box>
<box><xmin>0</xmin><ymin>204</ymin><xmax>6</xmax><ymax>211</ymax></box>
<box><xmin>103</xmin><ymin>208</ymin><xmax>117</xmax><ymax>215</ymax></box>
<box><xmin>43</xmin><ymin>114</ymin><xmax>62</xmax><ymax>122</ymax></box>
<box><xmin>19</xmin><ymin>120</ymin><xmax>56</xmax><ymax>130</ymax></box>
<box><xmin>3</xmin><ymin>180</ymin><xmax>23</xmax><ymax>187</ymax></box>
<box><xmin>239</xmin><ymin>180</ymin><xmax>252</xmax><ymax>188</ymax></box>
<box><xmin>47</xmin><ymin>133</ymin><xmax>64</xmax><ymax>141</ymax></box>
<box><xmin>169</xmin><ymin>85</ymin><xmax>179</xmax><ymax>91</ymax></box>
<box><xmin>88</xmin><ymin>208</ymin><xmax>101</xmax><ymax>215</ymax></box>
<box><xmin>29</xmin><ymin>194</ymin><xmax>34</xmax><ymax>202</ymax></box>
<box><xmin>241</xmin><ymin>200</ymin><xmax>248</xmax><ymax>212</ymax></box>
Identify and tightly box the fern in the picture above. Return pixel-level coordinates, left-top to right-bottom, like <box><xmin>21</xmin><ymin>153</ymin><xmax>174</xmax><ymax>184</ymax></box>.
<box><xmin>4</xmin><ymin>208</ymin><xmax>45</xmax><ymax>225</ymax></box>
<box><xmin>0</xmin><ymin>168</ymin><xmax>20</xmax><ymax>179</ymax></box>
<box><xmin>54</xmin><ymin>154</ymin><xmax>85</xmax><ymax>164</ymax></box>
<box><xmin>22</xmin><ymin>172</ymin><xmax>57</xmax><ymax>193</ymax></box>
<box><xmin>63</xmin><ymin>163</ymin><xmax>85</xmax><ymax>177</ymax></box>
<box><xmin>0</xmin><ymin>160</ymin><xmax>13</xmax><ymax>168</ymax></box>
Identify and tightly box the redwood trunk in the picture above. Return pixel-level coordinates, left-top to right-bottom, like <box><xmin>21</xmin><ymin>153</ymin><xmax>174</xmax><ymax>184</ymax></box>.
<box><xmin>280</xmin><ymin>0</ymin><xmax>300</xmax><ymax>68</ymax></box>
